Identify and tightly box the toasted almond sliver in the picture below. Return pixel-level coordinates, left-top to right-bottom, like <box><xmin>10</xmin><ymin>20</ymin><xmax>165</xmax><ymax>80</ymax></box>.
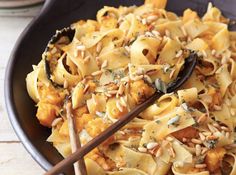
<box><xmin>202</xmin><ymin>131</ymin><xmax>212</xmax><ymax>136</ymax></box>
<box><xmin>116</xmin><ymin>100</ymin><xmax>124</xmax><ymax>112</ymax></box>
<box><xmin>168</xmin><ymin>146</ymin><xmax>176</xmax><ymax>158</ymax></box>
<box><xmin>207</xmin><ymin>124</ymin><xmax>219</xmax><ymax>133</ymax></box>
<box><xmin>63</xmin><ymin>80</ymin><xmax>69</xmax><ymax>89</ymax></box>
<box><xmin>96</xmin><ymin>42</ymin><xmax>102</xmax><ymax>53</ymax></box>
<box><xmin>121</xmin><ymin>76</ymin><xmax>130</xmax><ymax>82</ymax></box>
<box><xmin>81</xmin><ymin>51</ymin><xmax>85</xmax><ymax>58</ymax></box>
<box><xmin>83</xmin><ymin>84</ymin><xmax>90</xmax><ymax>94</ymax></box>
<box><xmin>226</xmin><ymin>132</ymin><xmax>230</xmax><ymax>138</ymax></box>
<box><xmin>206</xmin><ymin>135</ymin><xmax>218</xmax><ymax>140</ymax></box>
<box><xmin>83</xmin><ymin>56</ymin><xmax>90</xmax><ymax>63</ymax></box>
<box><xmin>108</xmin><ymin>90</ymin><xmax>118</xmax><ymax>95</ymax></box>
<box><xmin>166</xmin><ymin>137</ymin><xmax>174</xmax><ymax>142</ymax></box>
<box><xmin>101</xmin><ymin>60</ymin><xmax>108</xmax><ymax>69</ymax></box>
<box><xmin>141</xmin><ymin>18</ymin><xmax>147</xmax><ymax>25</ymax></box>
<box><xmin>165</xmin><ymin>29</ymin><xmax>171</xmax><ymax>37</ymax></box>
<box><xmin>191</xmin><ymin>138</ymin><xmax>202</xmax><ymax>144</ymax></box>
<box><xmin>195</xmin><ymin>164</ymin><xmax>207</xmax><ymax>169</ymax></box>
<box><xmin>138</xmin><ymin>147</ymin><xmax>147</xmax><ymax>153</ymax></box>
<box><xmin>169</xmin><ymin>68</ymin><xmax>176</xmax><ymax>79</ymax></box>
<box><xmin>202</xmin><ymin>50</ymin><xmax>207</xmax><ymax>57</ymax></box>
<box><xmin>146</xmin><ymin>142</ymin><xmax>159</xmax><ymax>150</ymax></box>
<box><xmin>230</xmin><ymin>108</ymin><xmax>235</xmax><ymax>116</ymax></box>
<box><xmin>146</xmin><ymin>15</ymin><xmax>158</xmax><ymax>23</ymax></box>
<box><xmin>132</xmin><ymin>75</ymin><xmax>143</xmax><ymax>81</ymax></box>
<box><xmin>136</xmin><ymin>67</ymin><xmax>145</xmax><ymax>75</ymax></box>
<box><xmin>197</xmin><ymin>114</ymin><xmax>207</xmax><ymax>124</ymax></box>
<box><xmin>155</xmin><ymin>148</ymin><xmax>162</xmax><ymax>157</ymax></box>
<box><xmin>77</xmin><ymin>45</ymin><xmax>86</xmax><ymax>51</ymax></box>
<box><xmin>92</xmin><ymin>94</ymin><xmax>97</xmax><ymax>105</ymax></box>
<box><xmin>124</xmin><ymin>46</ymin><xmax>130</xmax><ymax>53</ymax></box>
<box><xmin>221</xmin><ymin>126</ymin><xmax>230</xmax><ymax>132</ymax></box>
<box><xmin>92</xmin><ymin>70</ymin><xmax>103</xmax><ymax>76</ymax></box>
<box><xmin>118</xmin><ymin>84</ymin><xmax>125</xmax><ymax>95</ymax></box>
<box><xmin>195</xmin><ymin>144</ymin><xmax>201</xmax><ymax>156</ymax></box>
<box><xmin>144</xmin><ymin>75</ymin><xmax>152</xmax><ymax>84</ymax></box>
<box><xmin>51</xmin><ymin>118</ymin><xmax>63</xmax><ymax>127</ymax></box>
<box><xmin>213</xmin><ymin>105</ymin><xmax>222</xmax><ymax>111</ymax></box>
<box><xmin>211</xmin><ymin>49</ymin><xmax>216</xmax><ymax>56</ymax></box>
<box><xmin>181</xmin><ymin>26</ymin><xmax>187</xmax><ymax>36</ymax></box>
<box><xmin>104</xmin><ymin>92</ymin><xmax>112</xmax><ymax>97</ymax></box>
<box><xmin>199</xmin><ymin>133</ymin><xmax>206</xmax><ymax>141</ymax></box>
<box><xmin>201</xmin><ymin>147</ymin><xmax>208</xmax><ymax>155</ymax></box>
<box><xmin>176</xmin><ymin>50</ymin><xmax>183</xmax><ymax>58</ymax></box>
<box><xmin>152</xmin><ymin>30</ymin><xmax>160</xmax><ymax>37</ymax></box>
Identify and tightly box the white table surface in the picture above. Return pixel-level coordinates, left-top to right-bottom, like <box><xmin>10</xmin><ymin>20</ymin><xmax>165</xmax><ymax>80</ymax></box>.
<box><xmin>0</xmin><ymin>5</ymin><xmax>45</xmax><ymax>175</ymax></box>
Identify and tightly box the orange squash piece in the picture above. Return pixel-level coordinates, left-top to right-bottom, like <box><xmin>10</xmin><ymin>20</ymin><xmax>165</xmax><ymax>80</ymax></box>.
<box><xmin>205</xmin><ymin>147</ymin><xmax>226</xmax><ymax>172</ymax></box>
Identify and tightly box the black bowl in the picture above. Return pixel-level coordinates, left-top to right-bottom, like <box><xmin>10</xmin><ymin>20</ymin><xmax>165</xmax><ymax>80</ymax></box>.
<box><xmin>5</xmin><ymin>0</ymin><xmax>236</xmax><ymax>174</ymax></box>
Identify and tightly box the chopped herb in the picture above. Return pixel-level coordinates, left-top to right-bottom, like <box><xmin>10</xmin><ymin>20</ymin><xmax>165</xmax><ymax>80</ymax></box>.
<box><xmin>155</xmin><ymin>78</ymin><xmax>167</xmax><ymax>93</ymax></box>
<box><xmin>106</xmin><ymin>69</ymin><xmax>113</xmax><ymax>73</ymax></box>
<box><xmin>206</xmin><ymin>140</ymin><xmax>217</xmax><ymax>149</ymax></box>
<box><xmin>181</xmin><ymin>102</ymin><xmax>189</xmax><ymax>111</ymax></box>
<box><xmin>192</xmin><ymin>118</ymin><xmax>199</xmax><ymax>127</ymax></box>
<box><xmin>143</xmin><ymin>143</ymin><xmax>147</xmax><ymax>148</ymax></box>
<box><xmin>109</xmin><ymin>143</ymin><xmax>119</xmax><ymax>151</ymax></box>
<box><xmin>95</xmin><ymin>111</ymin><xmax>105</xmax><ymax>118</ymax></box>
<box><xmin>180</xmin><ymin>102</ymin><xmax>194</xmax><ymax>112</ymax></box>
<box><xmin>155</xmin><ymin>120</ymin><xmax>161</xmax><ymax>124</ymax></box>
<box><xmin>163</xmin><ymin>64</ymin><xmax>172</xmax><ymax>73</ymax></box>
<box><xmin>167</xmin><ymin>115</ymin><xmax>181</xmax><ymax>126</ymax></box>
<box><xmin>196</xmin><ymin>156</ymin><xmax>205</xmax><ymax>164</ymax></box>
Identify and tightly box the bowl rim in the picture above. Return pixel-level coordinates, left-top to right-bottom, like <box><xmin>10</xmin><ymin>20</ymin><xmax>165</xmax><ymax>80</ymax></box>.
<box><xmin>0</xmin><ymin>0</ymin><xmax>44</xmax><ymax>9</ymax></box>
<box><xmin>4</xmin><ymin>0</ymin><xmax>52</xmax><ymax>171</ymax></box>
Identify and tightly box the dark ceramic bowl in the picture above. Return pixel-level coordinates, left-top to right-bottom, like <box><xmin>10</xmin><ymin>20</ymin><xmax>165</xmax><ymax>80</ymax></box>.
<box><xmin>4</xmin><ymin>0</ymin><xmax>236</xmax><ymax>174</ymax></box>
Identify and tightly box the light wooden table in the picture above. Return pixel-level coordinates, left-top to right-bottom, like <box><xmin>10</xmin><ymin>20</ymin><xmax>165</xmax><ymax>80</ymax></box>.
<box><xmin>0</xmin><ymin>5</ymin><xmax>45</xmax><ymax>175</ymax></box>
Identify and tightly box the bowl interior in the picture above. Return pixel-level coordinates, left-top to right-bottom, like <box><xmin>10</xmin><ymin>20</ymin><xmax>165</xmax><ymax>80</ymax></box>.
<box><xmin>5</xmin><ymin>0</ymin><xmax>236</xmax><ymax>174</ymax></box>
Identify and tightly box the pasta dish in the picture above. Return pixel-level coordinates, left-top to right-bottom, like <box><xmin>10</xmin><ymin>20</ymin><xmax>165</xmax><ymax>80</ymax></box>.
<box><xmin>26</xmin><ymin>0</ymin><xmax>236</xmax><ymax>174</ymax></box>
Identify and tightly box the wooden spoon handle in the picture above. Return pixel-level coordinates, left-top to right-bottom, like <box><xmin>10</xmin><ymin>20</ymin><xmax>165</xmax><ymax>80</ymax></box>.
<box><xmin>66</xmin><ymin>102</ymin><xmax>87</xmax><ymax>175</ymax></box>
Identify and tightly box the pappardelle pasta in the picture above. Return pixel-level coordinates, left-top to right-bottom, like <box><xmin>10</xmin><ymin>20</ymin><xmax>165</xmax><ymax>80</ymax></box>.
<box><xmin>26</xmin><ymin>0</ymin><xmax>236</xmax><ymax>174</ymax></box>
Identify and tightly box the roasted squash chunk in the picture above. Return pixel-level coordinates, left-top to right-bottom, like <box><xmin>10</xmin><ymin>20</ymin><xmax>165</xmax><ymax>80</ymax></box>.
<box><xmin>171</xmin><ymin>127</ymin><xmax>198</xmax><ymax>140</ymax></box>
<box><xmin>205</xmin><ymin>147</ymin><xmax>226</xmax><ymax>172</ymax></box>
<box><xmin>130</xmin><ymin>80</ymin><xmax>155</xmax><ymax>104</ymax></box>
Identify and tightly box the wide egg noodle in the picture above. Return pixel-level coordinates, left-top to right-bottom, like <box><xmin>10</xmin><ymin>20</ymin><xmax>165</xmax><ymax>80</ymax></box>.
<box><xmin>62</xmin><ymin>42</ymin><xmax>99</xmax><ymax>78</ymax></box>
<box><xmin>159</xmin><ymin>138</ymin><xmax>192</xmax><ymax>164</ymax></box>
<box><xmin>140</xmin><ymin>107</ymin><xmax>195</xmax><ymax>143</ymax></box>
<box><xmin>215</xmin><ymin>64</ymin><xmax>233</xmax><ymax>96</ymax></box>
<box><xmin>105</xmin><ymin>144</ymin><xmax>157</xmax><ymax>175</ymax></box>
<box><xmin>155</xmin><ymin>20</ymin><xmax>185</xmax><ymax>39</ymax></box>
<box><xmin>183</xmin><ymin>19</ymin><xmax>208</xmax><ymax>39</ymax></box>
<box><xmin>177</xmin><ymin>87</ymin><xmax>198</xmax><ymax>104</ymax></box>
<box><xmin>26</xmin><ymin>60</ymin><xmax>50</xmax><ymax>102</ymax></box>
<box><xmin>119</xmin><ymin>13</ymin><xmax>147</xmax><ymax>41</ymax></box>
<box><xmin>130</xmin><ymin>35</ymin><xmax>161</xmax><ymax>65</ymax></box>
<box><xmin>140</xmin><ymin>93</ymin><xmax>178</xmax><ymax>120</ymax></box>
<box><xmin>158</xmin><ymin>38</ymin><xmax>181</xmax><ymax>65</ymax></box>
<box><xmin>172</xmin><ymin>164</ymin><xmax>209</xmax><ymax>175</ymax></box>
<box><xmin>51</xmin><ymin>53</ymin><xmax>81</xmax><ymax>86</ymax></box>
<box><xmin>99</xmin><ymin>47</ymin><xmax>130</xmax><ymax>69</ymax></box>
<box><xmin>182</xmin><ymin>71</ymin><xmax>205</xmax><ymax>92</ymax></box>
